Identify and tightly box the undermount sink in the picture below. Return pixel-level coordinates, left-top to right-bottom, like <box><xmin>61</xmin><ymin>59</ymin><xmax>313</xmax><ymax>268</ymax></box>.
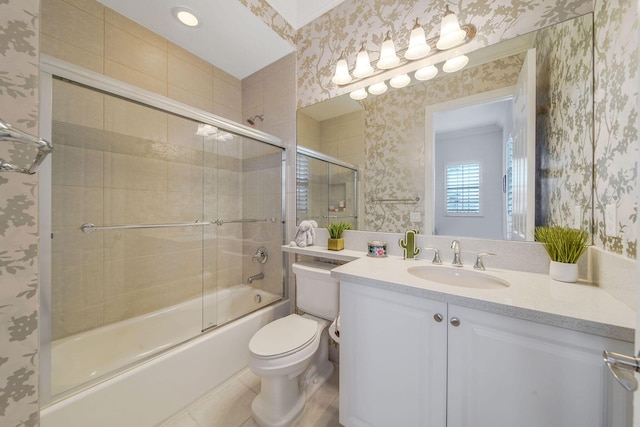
<box><xmin>407</xmin><ymin>266</ymin><xmax>510</xmax><ymax>289</ymax></box>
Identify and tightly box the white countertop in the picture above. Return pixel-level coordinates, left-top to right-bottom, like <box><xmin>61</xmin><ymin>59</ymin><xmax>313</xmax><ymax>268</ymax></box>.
<box><xmin>330</xmin><ymin>255</ymin><xmax>635</xmax><ymax>342</ymax></box>
<box><xmin>282</xmin><ymin>244</ymin><xmax>363</xmax><ymax>262</ymax></box>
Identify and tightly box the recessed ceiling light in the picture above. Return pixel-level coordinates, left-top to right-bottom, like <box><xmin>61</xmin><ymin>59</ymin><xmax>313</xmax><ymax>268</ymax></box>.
<box><xmin>173</xmin><ymin>7</ymin><xmax>200</xmax><ymax>27</ymax></box>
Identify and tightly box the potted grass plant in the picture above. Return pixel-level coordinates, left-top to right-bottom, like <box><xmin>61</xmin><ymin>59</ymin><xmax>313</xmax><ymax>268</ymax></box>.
<box><xmin>327</xmin><ymin>221</ymin><xmax>352</xmax><ymax>251</ymax></box>
<box><xmin>534</xmin><ymin>226</ymin><xmax>589</xmax><ymax>283</ymax></box>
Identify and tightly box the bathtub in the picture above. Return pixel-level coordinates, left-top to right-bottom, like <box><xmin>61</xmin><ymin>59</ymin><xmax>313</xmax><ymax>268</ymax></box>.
<box><xmin>41</xmin><ymin>285</ymin><xmax>289</xmax><ymax>427</ymax></box>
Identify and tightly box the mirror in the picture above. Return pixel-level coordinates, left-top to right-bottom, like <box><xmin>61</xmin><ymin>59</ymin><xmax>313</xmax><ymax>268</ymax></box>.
<box><xmin>297</xmin><ymin>13</ymin><xmax>593</xmax><ymax>241</ymax></box>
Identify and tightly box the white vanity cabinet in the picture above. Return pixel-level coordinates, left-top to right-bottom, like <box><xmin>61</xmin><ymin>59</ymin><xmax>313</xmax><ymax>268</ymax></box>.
<box><xmin>339</xmin><ymin>281</ymin><xmax>633</xmax><ymax>427</ymax></box>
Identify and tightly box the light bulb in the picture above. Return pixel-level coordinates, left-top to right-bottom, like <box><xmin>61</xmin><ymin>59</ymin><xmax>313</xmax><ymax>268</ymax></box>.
<box><xmin>405</xmin><ymin>19</ymin><xmax>431</xmax><ymax>60</ymax></box>
<box><xmin>377</xmin><ymin>31</ymin><xmax>400</xmax><ymax>69</ymax></box>
<box><xmin>442</xmin><ymin>55</ymin><xmax>469</xmax><ymax>73</ymax></box>
<box><xmin>350</xmin><ymin>88</ymin><xmax>368</xmax><ymax>100</ymax></box>
<box><xmin>353</xmin><ymin>43</ymin><xmax>374</xmax><ymax>78</ymax></box>
<box><xmin>390</xmin><ymin>74</ymin><xmax>411</xmax><ymax>88</ymax></box>
<box><xmin>368</xmin><ymin>81</ymin><xmax>388</xmax><ymax>95</ymax></box>
<box><xmin>415</xmin><ymin>65</ymin><xmax>438</xmax><ymax>81</ymax></box>
<box><xmin>436</xmin><ymin>5</ymin><xmax>467</xmax><ymax>50</ymax></box>
<box><xmin>332</xmin><ymin>52</ymin><xmax>352</xmax><ymax>85</ymax></box>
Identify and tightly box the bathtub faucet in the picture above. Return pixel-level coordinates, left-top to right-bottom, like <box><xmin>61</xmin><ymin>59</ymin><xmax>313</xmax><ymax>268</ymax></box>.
<box><xmin>248</xmin><ymin>273</ymin><xmax>264</xmax><ymax>284</ymax></box>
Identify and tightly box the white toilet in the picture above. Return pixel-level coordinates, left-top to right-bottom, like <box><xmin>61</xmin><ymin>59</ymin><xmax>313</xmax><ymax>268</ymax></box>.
<box><xmin>248</xmin><ymin>261</ymin><xmax>339</xmax><ymax>427</ymax></box>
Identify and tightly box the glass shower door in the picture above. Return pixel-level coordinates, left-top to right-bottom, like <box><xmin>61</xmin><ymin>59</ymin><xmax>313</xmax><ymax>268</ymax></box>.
<box><xmin>48</xmin><ymin>78</ymin><xmax>207</xmax><ymax>398</ymax></box>
<box><xmin>201</xmin><ymin>131</ymin><xmax>284</xmax><ymax>331</ymax></box>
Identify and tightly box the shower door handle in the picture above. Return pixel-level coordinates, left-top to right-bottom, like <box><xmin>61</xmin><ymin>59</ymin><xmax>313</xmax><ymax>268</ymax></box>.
<box><xmin>603</xmin><ymin>350</ymin><xmax>640</xmax><ymax>392</ymax></box>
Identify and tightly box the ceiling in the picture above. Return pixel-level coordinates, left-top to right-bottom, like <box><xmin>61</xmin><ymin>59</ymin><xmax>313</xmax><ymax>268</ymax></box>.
<box><xmin>98</xmin><ymin>0</ymin><xmax>345</xmax><ymax>80</ymax></box>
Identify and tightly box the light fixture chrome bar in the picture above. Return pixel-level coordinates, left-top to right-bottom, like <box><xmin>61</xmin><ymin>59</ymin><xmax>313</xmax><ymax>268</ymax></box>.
<box><xmin>214</xmin><ymin>217</ymin><xmax>277</xmax><ymax>225</ymax></box>
<box><xmin>371</xmin><ymin>197</ymin><xmax>420</xmax><ymax>203</ymax></box>
<box><xmin>80</xmin><ymin>220</ymin><xmax>210</xmax><ymax>234</ymax></box>
<box><xmin>0</xmin><ymin>118</ymin><xmax>54</xmax><ymax>174</ymax></box>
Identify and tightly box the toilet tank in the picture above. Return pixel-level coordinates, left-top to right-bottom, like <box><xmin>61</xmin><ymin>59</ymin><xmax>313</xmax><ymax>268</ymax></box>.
<box><xmin>292</xmin><ymin>261</ymin><xmax>340</xmax><ymax>320</ymax></box>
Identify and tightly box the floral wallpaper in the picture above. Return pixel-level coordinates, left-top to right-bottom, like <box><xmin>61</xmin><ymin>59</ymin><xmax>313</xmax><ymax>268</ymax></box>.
<box><xmin>593</xmin><ymin>0</ymin><xmax>638</xmax><ymax>258</ymax></box>
<box><xmin>535</xmin><ymin>14</ymin><xmax>593</xmax><ymax>233</ymax></box>
<box><xmin>0</xmin><ymin>0</ymin><xmax>40</xmax><ymax>425</ymax></box>
<box><xmin>361</xmin><ymin>55</ymin><xmax>524</xmax><ymax>232</ymax></box>
<box><xmin>296</xmin><ymin>0</ymin><xmax>592</xmax><ymax>108</ymax></box>
<box><xmin>296</xmin><ymin>0</ymin><xmax>639</xmax><ymax>259</ymax></box>
<box><xmin>238</xmin><ymin>0</ymin><xmax>297</xmax><ymax>44</ymax></box>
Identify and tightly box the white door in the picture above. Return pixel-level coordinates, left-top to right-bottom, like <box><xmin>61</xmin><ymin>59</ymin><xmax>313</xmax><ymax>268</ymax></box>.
<box><xmin>510</xmin><ymin>48</ymin><xmax>536</xmax><ymax>240</ymax></box>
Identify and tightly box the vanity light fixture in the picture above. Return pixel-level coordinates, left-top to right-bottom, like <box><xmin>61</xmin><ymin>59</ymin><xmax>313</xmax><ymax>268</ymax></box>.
<box><xmin>377</xmin><ymin>31</ymin><xmax>400</xmax><ymax>69</ymax></box>
<box><xmin>332</xmin><ymin>52</ymin><xmax>352</xmax><ymax>85</ymax></box>
<box><xmin>415</xmin><ymin>65</ymin><xmax>438</xmax><ymax>81</ymax></box>
<box><xmin>389</xmin><ymin>73</ymin><xmax>411</xmax><ymax>88</ymax></box>
<box><xmin>368</xmin><ymin>81</ymin><xmax>388</xmax><ymax>95</ymax></box>
<box><xmin>349</xmin><ymin>88</ymin><xmax>368</xmax><ymax>100</ymax></box>
<box><xmin>353</xmin><ymin>43</ymin><xmax>375</xmax><ymax>78</ymax></box>
<box><xmin>405</xmin><ymin>19</ymin><xmax>431</xmax><ymax>60</ymax></box>
<box><xmin>436</xmin><ymin>5</ymin><xmax>467</xmax><ymax>50</ymax></box>
<box><xmin>442</xmin><ymin>54</ymin><xmax>469</xmax><ymax>73</ymax></box>
<box><xmin>331</xmin><ymin>5</ymin><xmax>476</xmax><ymax>99</ymax></box>
<box><xmin>173</xmin><ymin>7</ymin><xmax>200</xmax><ymax>27</ymax></box>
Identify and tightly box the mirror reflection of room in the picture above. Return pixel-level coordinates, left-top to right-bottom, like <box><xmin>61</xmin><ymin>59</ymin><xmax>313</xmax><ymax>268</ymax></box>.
<box><xmin>297</xmin><ymin>13</ymin><xmax>593</xmax><ymax>241</ymax></box>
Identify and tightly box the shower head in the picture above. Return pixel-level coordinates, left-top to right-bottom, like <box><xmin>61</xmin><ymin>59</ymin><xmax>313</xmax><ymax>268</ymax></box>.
<box><xmin>247</xmin><ymin>115</ymin><xmax>264</xmax><ymax>126</ymax></box>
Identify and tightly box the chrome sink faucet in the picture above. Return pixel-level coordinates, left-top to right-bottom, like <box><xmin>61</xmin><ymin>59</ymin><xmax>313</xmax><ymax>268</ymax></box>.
<box><xmin>451</xmin><ymin>240</ymin><xmax>463</xmax><ymax>267</ymax></box>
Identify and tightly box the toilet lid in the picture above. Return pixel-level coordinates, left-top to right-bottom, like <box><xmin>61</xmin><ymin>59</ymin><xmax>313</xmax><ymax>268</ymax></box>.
<box><xmin>249</xmin><ymin>315</ymin><xmax>318</xmax><ymax>358</ymax></box>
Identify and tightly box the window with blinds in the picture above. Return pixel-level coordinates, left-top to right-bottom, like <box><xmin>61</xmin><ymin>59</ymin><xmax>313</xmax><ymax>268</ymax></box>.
<box><xmin>296</xmin><ymin>154</ymin><xmax>309</xmax><ymax>214</ymax></box>
<box><xmin>446</xmin><ymin>163</ymin><xmax>481</xmax><ymax>215</ymax></box>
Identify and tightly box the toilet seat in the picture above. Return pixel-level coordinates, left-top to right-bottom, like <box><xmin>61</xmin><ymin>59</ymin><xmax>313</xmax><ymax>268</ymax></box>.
<box><xmin>249</xmin><ymin>314</ymin><xmax>318</xmax><ymax>359</ymax></box>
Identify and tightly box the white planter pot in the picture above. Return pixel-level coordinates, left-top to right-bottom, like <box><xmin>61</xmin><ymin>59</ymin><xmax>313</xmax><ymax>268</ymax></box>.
<box><xmin>549</xmin><ymin>261</ymin><xmax>578</xmax><ymax>283</ymax></box>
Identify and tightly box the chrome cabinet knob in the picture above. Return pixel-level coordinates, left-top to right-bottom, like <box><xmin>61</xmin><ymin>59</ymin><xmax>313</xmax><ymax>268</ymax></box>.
<box><xmin>434</xmin><ymin>313</ymin><xmax>444</xmax><ymax>322</ymax></box>
<box><xmin>450</xmin><ymin>317</ymin><xmax>460</xmax><ymax>327</ymax></box>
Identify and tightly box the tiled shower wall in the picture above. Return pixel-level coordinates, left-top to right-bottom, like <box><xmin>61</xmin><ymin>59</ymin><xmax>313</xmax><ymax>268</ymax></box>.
<box><xmin>50</xmin><ymin>80</ymin><xmax>213</xmax><ymax>338</ymax></box>
<box><xmin>40</xmin><ymin>0</ymin><xmax>249</xmax><ymax>339</ymax></box>
<box><xmin>0</xmin><ymin>1</ymin><xmax>40</xmax><ymax>425</ymax></box>
<box><xmin>241</xmin><ymin>53</ymin><xmax>296</xmax><ymax>308</ymax></box>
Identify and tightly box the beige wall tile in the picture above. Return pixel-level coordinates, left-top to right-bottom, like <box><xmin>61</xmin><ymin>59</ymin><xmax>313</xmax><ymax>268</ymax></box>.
<box><xmin>42</xmin><ymin>0</ymin><xmax>104</xmax><ymax>56</ymax></box>
<box><xmin>62</xmin><ymin>0</ymin><xmax>104</xmax><ymax>17</ymax></box>
<box><xmin>169</xmin><ymin>84</ymin><xmax>214</xmax><ymax>114</ymax></box>
<box><xmin>169</xmin><ymin>54</ymin><xmax>214</xmax><ymax>97</ymax></box>
<box><xmin>214</xmin><ymin>76</ymin><xmax>242</xmax><ymax>112</ymax></box>
<box><xmin>105</xmin><ymin>59</ymin><xmax>167</xmax><ymax>96</ymax></box>
<box><xmin>52</xmin><ymin>186</ymin><xmax>104</xmax><ymax>227</ymax></box>
<box><xmin>105</xmin><ymin>24</ymin><xmax>168</xmax><ymax>82</ymax></box>
<box><xmin>168</xmin><ymin>115</ymin><xmax>204</xmax><ymax>151</ymax></box>
<box><xmin>106</xmin><ymin>152</ymin><xmax>168</xmax><ymax>191</ymax></box>
<box><xmin>169</xmin><ymin>42</ymin><xmax>213</xmax><ymax>73</ymax></box>
<box><xmin>41</xmin><ymin>33</ymin><xmax>103</xmax><ymax>73</ymax></box>
<box><xmin>104</xmin><ymin>96</ymin><xmax>169</xmax><ymax>143</ymax></box>
<box><xmin>213</xmin><ymin>102</ymin><xmax>242</xmax><ymax>123</ymax></box>
<box><xmin>105</xmin><ymin>8</ymin><xmax>167</xmax><ymax>50</ymax></box>
<box><xmin>52</xmin><ymin>303</ymin><xmax>104</xmax><ymax>339</ymax></box>
<box><xmin>52</xmin><ymin>144</ymin><xmax>104</xmax><ymax>188</ymax></box>
<box><xmin>53</xmin><ymin>78</ymin><xmax>104</xmax><ymax>129</ymax></box>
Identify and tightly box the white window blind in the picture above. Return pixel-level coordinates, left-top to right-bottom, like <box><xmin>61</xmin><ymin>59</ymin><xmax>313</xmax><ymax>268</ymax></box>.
<box><xmin>296</xmin><ymin>154</ymin><xmax>309</xmax><ymax>214</ymax></box>
<box><xmin>446</xmin><ymin>163</ymin><xmax>480</xmax><ymax>214</ymax></box>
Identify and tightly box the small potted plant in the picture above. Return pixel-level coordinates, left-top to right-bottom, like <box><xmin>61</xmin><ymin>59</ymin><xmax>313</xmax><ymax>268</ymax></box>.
<box><xmin>534</xmin><ymin>226</ymin><xmax>589</xmax><ymax>283</ymax></box>
<box><xmin>327</xmin><ymin>221</ymin><xmax>352</xmax><ymax>251</ymax></box>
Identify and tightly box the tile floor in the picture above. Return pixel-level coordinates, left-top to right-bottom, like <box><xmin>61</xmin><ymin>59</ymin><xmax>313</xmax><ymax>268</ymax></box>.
<box><xmin>161</xmin><ymin>363</ymin><xmax>340</xmax><ymax>427</ymax></box>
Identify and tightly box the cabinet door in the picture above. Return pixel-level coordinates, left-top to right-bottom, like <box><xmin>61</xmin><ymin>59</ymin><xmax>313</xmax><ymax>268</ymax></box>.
<box><xmin>447</xmin><ymin>305</ymin><xmax>632</xmax><ymax>427</ymax></box>
<box><xmin>340</xmin><ymin>281</ymin><xmax>448</xmax><ymax>427</ymax></box>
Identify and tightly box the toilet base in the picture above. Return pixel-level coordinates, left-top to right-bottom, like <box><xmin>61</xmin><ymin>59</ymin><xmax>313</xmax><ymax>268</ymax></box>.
<box><xmin>301</xmin><ymin>355</ymin><xmax>334</xmax><ymax>399</ymax></box>
<box><xmin>251</xmin><ymin>383</ymin><xmax>306</xmax><ymax>427</ymax></box>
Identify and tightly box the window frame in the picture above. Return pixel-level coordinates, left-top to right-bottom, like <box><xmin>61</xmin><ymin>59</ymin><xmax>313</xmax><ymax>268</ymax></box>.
<box><xmin>444</xmin><ymin>161</ymin><xmax>483</xmax><ymax>217</ymax></box>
